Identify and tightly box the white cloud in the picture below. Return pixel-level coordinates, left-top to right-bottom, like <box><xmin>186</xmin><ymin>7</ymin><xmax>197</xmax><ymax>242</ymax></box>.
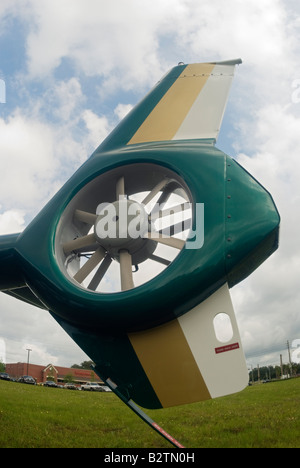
<box><xmin>48</xmin><ymin>77</ymin><xmax>85</xmax><ymax>122</ymax></box>
<box><xmin>114</xmin><ymin>103</ymin><xmax>133</xmax><ymax>121</ymax></box>
<box><xmin>173</xmin><ymin>0</ymin><xmax>294</xmax><ymax>63</ymax></box>
<box><xmin>232</xmin><ymin>100</ymin><xmax>300</xmax><ymax>365</ymax></box>
<box><xmin>81</xmin><ymin>109</ymin><xmax>112</xmax><ymax>149</ymax></box>
<box><xmin>0</xmin><ymin>338</ymin><xmax>5</xmax><ymax>363</ymax></box>
<box><xmin>0</xmin><ymin>293</ymin><xmax>88</xmax><ymax>366</ymax></box>
<box><xmin>0</xmin><ymin>77</ymin><xmax>114</xmax><ymax>219</ymax></box>
<box><xmin>0</xmin><ymin>209</ymin><xmax>25</xmax><ymax>234</ymax></box>
<box><xmin>237</xmin><ymin>104</ymin><xmax>300</xmax><ymax>258</ymax></box>
<box><xmin>19</xmin><ymin>0</ymin><xmax>174</xmax><ymax>89</ymax></box>
<box><xmin>0</xmin><ymin>111</ymin><xmax>57</xmax><ymax>211</ymax></box>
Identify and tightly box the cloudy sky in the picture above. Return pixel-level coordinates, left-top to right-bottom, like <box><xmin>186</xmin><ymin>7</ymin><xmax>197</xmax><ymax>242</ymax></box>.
<box><xmin>0</xmin><ymin>0</ymin><xmax>300</xmax><ymax>371</ymax></box>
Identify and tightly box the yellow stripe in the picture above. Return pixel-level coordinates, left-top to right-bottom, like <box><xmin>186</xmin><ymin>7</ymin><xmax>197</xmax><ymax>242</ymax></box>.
<box><xmin>127</xmin><ymin>63</ymin><xmax>215</xmax><ymax>145</ymax></box>
<box><xmin>128</xmin><ymin>319</ymin><xmax>211</xmax><ymax>408</ymax></box>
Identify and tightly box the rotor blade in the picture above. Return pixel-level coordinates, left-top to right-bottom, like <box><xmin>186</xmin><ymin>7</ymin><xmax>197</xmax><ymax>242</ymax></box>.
<box><xmin>119</xmin><ymin>250</ymin><xmax>134</xmax><ymax>291</ymax></box>
<box><xmin>74</xmin><ymin>209</ymin><xmax>97</xmax><ymax>225</ymax></box>
<box><xmin>142</xmin><ymin>178</ymin><xmax>170</xmax><ymax>206</ymax></box>
<box><xmin>154</xmin><ymin>187</ymin><xmax>173</xmax><ymax>207</ymax></box>
<box><xmin>71</xmin><ymin>243</ymin><xmax>99</xmax><ymax>254</ymax></box>
<box><xmin>116</xmin><ymin>176</ymin><xmax>125</xmax><ymax>199</ymax></box>
<box><xmin>157</xmin><ymin>203</ymin><xmax>191</xmax><ymax>218</ymax></box>
<box><xmin>88</xmin><ymin>255</ymin><xmax>112</xmax><ymax>291</ymax></box>
<box><xmin>63</xmin><ymin>233</ymin><xmax>97</xmax><ymax>254</ymax></box>
<box><xmin>158</xmin><ymin>218</ymin><xmax>192</xmax><ymax>236</ymax></box>
<box><xmin>149</xmin><ymin>192</ymin><xmax>172</xmax><ymax>218</ymax></box>
<box><xmin>148</xmin><ymin>254</ymin><xmax>171</xmax><ymax>266</ymax></box>
<box><xmin>73</xmin><ymin>247</ymin><xmax>106</xmax><ymax>284</ymax></box>
<box><xmin>144</xmin><ymin>233</ymin><xmax>185</xmax><ymax>250</ymax></box>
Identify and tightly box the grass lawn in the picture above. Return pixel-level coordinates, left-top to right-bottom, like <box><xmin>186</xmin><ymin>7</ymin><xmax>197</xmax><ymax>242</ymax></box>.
<box><xmin>0</xmin><ymin>378</ymin><xmax>299</xmax><ymax>448</ymax></box>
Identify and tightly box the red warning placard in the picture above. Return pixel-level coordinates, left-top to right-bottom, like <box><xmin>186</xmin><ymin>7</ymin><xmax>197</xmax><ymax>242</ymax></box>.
<box><xmin>215</xmin><ymin>342</ymin><xmax>240</xmax><ymax>354</ymax></box>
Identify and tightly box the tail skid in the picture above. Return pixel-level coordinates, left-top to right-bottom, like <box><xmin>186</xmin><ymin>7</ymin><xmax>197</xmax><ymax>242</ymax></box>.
<box><xmin>105</xmin><ymin>377</ymin><xmax>185</xmax><ymax>448</ymax></box>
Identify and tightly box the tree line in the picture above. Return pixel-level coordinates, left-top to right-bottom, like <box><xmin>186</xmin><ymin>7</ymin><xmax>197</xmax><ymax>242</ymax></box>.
<box><xmin>249</xmin><ymin>362</ymin><xmax>300</xmax><ymax>382</ymax></box>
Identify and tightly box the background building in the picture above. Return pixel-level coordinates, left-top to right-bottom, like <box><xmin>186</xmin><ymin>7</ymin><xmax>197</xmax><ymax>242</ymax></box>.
<box><xmin>6</xmin><ymin>362</ymin><xmax>103</xmax><ymax>386</ymax></box>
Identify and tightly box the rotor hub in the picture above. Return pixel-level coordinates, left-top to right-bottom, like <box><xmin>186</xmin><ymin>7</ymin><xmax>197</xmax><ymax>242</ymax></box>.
<box><xmin>94</xmin><ymin>199</ymin><xmax>153</xmax><ymax>263</ymax></box>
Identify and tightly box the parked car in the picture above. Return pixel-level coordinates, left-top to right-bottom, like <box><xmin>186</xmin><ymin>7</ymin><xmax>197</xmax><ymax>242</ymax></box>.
<box><xmin>101</xmin><ymin>385</ymin><xmax>112</xmax><ymax>392</ymax></box>
<box><xmin>0</xmin><ymin>372</ymin><xmax>10</xmax><ymax>381</ymax></box>
<box><xmin>18</xmin><ymin>375</ymin><xmax>36</xmax><ymax>385</ymax></box>
<box><xmin>81</xmin><ymin>382</ymin><xmax>105</xmax><ymax>391</ymax></box>
<box><xmin>43</xmin><ymin>381</ymin><xmax>57</xmax><ymax>387</ymax></box>
<box><xmin>64</xmin><ymin>382</ymin><xmax>78</xmax><ymax>390</ymax></box>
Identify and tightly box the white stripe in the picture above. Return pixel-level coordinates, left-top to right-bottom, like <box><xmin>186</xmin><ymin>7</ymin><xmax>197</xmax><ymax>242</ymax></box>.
<box><xmin>173</xmin><ymin>64</ymin><xmax>236</xmax><ymax>142</ymax></box>
<box><xmin>178</xmin><ymin>283</ymin><xmax>249</xmax><ymax>398</ymax></box>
